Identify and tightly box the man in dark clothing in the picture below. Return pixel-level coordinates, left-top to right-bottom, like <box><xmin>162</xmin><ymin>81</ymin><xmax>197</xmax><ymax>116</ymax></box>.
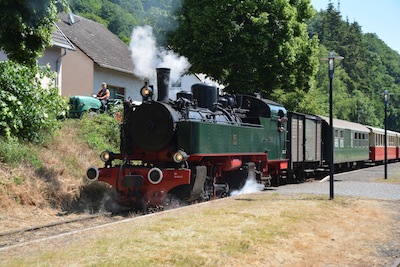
<box><xmin>96</xmin><ymin>82</ymin><xmax>110</xmax><ymax>112</ymax></box>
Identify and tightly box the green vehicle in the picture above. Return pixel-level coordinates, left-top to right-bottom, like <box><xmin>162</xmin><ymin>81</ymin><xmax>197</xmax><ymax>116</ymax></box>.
<box><xmin>68</xmin><ymin>96</ymin><xmax>102</xmax><ymax>118</ymax></box>
<box><xmin>68</xmin><ymin>95</ymin><xmax>124</xmax><ymax>118</ymax></box>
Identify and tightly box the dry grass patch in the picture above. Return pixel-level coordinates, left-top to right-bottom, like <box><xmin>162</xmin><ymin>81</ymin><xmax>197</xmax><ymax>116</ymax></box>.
<box><xmin>375</xmin><ymin>177</ymin><xmax>400</xmax><ymax>184</ymax></box>
<box><xmin>0</xmin><ymin>119</ymin><xmax>108</xmax><ymax>232</ymax></box>
<box><xmin>1</xmin><ymin>193</ymin><xmax>399</xmax><ymax>266</ymax></box>
<box><xmin>374</xmin><ymin>169</ymin><xmax>400</xmax><ymax>184</ymax></box>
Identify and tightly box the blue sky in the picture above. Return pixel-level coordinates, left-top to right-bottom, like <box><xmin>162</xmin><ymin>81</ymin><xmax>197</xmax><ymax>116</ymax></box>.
<box><xmin>311</xmin><ymin>0</ymin><xmax>400</xmax><ymax>53</ymax></box>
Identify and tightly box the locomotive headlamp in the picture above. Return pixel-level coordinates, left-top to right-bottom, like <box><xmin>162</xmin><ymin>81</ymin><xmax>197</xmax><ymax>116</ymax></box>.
<box><xmin>173</xmin><ymin>150</ymin><xmax>188</xmax><ymax>163</ymax></box>
<box><xmin>100</xmin><ymin>151</ymin><xmax>111</xmax><ymax>162</ymax></box>
<box><xmin>140</xmin><ymin>86</ymin><xmax>153</xmax><ymax>98</ymax></box>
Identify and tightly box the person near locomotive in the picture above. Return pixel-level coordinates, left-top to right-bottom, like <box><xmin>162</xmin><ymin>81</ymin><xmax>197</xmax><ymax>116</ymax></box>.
<box><xmin>96</xmin><ymin>82</ymin><xmax>110</xmax><ymax>111</ymax></box>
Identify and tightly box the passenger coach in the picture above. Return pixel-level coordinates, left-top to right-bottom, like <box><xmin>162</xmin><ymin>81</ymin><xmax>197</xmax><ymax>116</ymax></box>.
<box><xmin>367</xmin><ymin>126</ymin><xmax>399</xmax><ymax>162</ymax></box>
<box><xmin>320</xmin><ymin>116</ymin><xmax>370</xmax><ymax>169</ymax></box>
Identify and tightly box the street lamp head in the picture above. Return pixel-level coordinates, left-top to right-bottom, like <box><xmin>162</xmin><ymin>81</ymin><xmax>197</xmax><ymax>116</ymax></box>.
<box><xmin>329</xmin><ymin>58</ymin><xmax>334</xmax><ymax>71</ymax></box>
<box><xmin>381</xmin><ymin>89</ymin><xmax>394</xmax><ymax>106</ymax></box>
<box><xmin>320</xmin><ymin>52</ymin><xmax>344</xmax><ymax>79</ymax></box>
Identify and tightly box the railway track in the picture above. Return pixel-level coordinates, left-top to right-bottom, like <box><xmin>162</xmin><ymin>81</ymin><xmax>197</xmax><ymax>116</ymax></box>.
<box><xmin>0</xmin><ymin>213</ymin><xmax>129</xmax><ymax>249</ymax></box>
<box><xmin>0</xmin><ymin>203</ymin><xmax>172</xmax><ymax>251</ymax></box>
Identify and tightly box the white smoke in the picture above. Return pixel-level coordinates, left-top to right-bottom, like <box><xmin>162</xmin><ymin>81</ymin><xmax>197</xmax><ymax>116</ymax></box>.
<box><xmin>129</xmin><ymin>25</ymin><xmax>157</xmax><ymax>80</ymax></box>
<box><xmin>129</xmin><ymin>25</ymin><xmax>191</xmax><ymax>84</ymax></box>
<box><xmin>230</xmin><ymin>172</ymin><xmax>265</xmax><ymax>196</ymax></box>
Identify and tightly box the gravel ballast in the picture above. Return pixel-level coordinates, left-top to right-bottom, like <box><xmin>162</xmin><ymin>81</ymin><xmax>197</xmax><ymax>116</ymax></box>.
<box><xmin>271</xmin><ymin>162</ymin><xmax>400</xmax><ymax>200</ymax></box>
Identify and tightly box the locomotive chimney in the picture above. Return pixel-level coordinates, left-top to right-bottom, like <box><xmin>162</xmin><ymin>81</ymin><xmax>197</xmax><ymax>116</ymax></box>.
<box><xmin>156</xmin><ymin>68</ymin><xmax>170</xmax><ymax>102</ymax></box>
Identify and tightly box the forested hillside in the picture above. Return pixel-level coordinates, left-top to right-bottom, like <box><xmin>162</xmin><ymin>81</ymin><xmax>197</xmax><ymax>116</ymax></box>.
<box><xmin>307</xmin><ymin>3</ymin><xmax>400</xmax><ymax>130</ymax></box>
<box><xmin>68</xmin><ymin>0</ymin><xmax>178</xmax><ymax>44</ymax></box>
<box><xmin>68</xmin><ymin>0</ymin><xmax>400</xmax><ymax>130</ymax></box>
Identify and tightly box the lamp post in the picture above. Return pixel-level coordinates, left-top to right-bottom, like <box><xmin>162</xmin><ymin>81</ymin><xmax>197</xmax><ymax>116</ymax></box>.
<box><xmin>382</xmin><ymin>90</ymin><xmax>393</xmax><ymax>179</ymax></box>
<box><xmin>321</xmin><ymin>52</ymin><xmax>344</xmax><ymax>200</ymax></box>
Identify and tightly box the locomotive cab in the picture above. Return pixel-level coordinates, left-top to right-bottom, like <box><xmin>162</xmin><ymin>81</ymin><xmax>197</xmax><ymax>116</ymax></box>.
<box><xmin>236</xmin><ymin>94</ymin><xmax>288</xmax><ymax>160</ymax></box>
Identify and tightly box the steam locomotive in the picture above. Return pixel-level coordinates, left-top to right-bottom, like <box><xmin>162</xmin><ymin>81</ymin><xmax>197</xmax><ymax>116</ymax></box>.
<box><xmin>87</xmin><ymin>68</ymin><xmax>400</xmax><ymax>211</ymax></box>
<box><xmin>87</xmin><ymin>68</ymin><xmax>288</xmax><ymax>210</ymax></box>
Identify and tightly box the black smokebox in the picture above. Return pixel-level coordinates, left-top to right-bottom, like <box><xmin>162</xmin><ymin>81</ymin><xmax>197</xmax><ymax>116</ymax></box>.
<box><xmin>156</xmin><ymin>68</ymin><xmax>170</xmax><ymax>102</ymax></box>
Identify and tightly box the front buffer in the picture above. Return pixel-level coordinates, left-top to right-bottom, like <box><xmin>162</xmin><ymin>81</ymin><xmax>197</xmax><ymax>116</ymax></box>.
<box><xmin>87</xmin><ymin>163</ymin><xmax>191</xmax><ymax>209</ymax></box>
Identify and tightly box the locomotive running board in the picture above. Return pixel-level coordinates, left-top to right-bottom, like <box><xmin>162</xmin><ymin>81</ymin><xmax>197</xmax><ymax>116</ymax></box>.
<box><xmin>190</xmin><ymin>166</ymin><xmax>207</xmax><ymax>198</ymax></box>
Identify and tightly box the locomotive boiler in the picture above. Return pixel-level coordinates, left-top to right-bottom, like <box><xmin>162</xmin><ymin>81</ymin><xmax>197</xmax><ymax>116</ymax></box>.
<box><xmin>87</xmin><ymin>68</ymin><xmax>288</xmax><ymax>210</ymax></box>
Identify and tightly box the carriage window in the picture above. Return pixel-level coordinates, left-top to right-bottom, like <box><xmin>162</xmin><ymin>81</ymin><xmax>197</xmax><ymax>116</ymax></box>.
<box><xmin>351</xmin><ymin>132</ymin><xmax>354</xmax><ymax>148</ymax></box>
<box><xmin>363</xmin><ymin>134</ymin><xmax>367</xmax><ymax>147</ymax></box>
<box><xmin>389</xmin><ymin>136</ymin><xmax>395</xmax><ymax>146</ymax></box>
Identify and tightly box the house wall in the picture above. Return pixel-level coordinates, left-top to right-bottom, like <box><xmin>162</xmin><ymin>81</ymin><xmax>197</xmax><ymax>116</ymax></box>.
<box><xmin>1</xmin><ymin>47</ymin><xmax>60</xmax><ymax>71</ymax></box>
<box><xmin>0</xmin><ymin>50</ymin><xmax>7</xmax><ymax>61</ymax></box>
<box><xmin>38</xmin><ymin>47</ymin><xmax>59</xmax><ymax>72</ymax></box>
<box><xmin>61</xmin><ymin>46</ymin><xmax>94</xmax><ymax>96</ymax></box>
<box><xmin>169</xmin><ymin>74</ymin><xmax>202</xmax><ymax>100</ymax></box>
<box><xmin>93</xmin><ymin>65</ymin><xmax>142</xmax><ymax>101</ymax></box>
<box><xmin>181</xmin><ymin>74</ymin><xmax>202</xmax><ymax>91</ymax></box>
<box><xmin>38</xmin><ymin>47</ymin><xmax>60</xmax><ymax>90</ymax></box>
<box><xmin>1</xmin><ymin>47</ymin><xmax>62</xmax><ymax>93</ymax></box>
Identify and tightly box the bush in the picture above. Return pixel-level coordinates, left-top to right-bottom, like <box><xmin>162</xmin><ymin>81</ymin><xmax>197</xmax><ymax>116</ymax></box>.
<box><xmin>0</xmin><ymin>61</ymin><xmax>68</xmax><ymax>142</ymax></box>
<box><xmin>79</xmin><ymin>113</ymin><xmax>121</xmax><ymax>153</ymax></box>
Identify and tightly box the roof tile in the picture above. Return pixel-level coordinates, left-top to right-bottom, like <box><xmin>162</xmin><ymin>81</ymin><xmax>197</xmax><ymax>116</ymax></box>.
<box><xmin>57</xmin><ymin>12</ymin><xmax>135</xmax><ymax>75</ymax></box>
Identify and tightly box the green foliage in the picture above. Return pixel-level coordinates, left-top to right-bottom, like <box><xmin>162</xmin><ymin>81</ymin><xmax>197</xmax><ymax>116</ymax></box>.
<box><xmin>169</xmin><ymin>0</ymin><xmax>319</xmax><ymax>99</ymax></box>
<box><xmin>308</xmin><ymin>3</ymin><xmax>400</xmax><ymax>130</ymax></box>
<box><xmin>79</xmin><ymin>113</ymin><xmax>121</xmax><ymax>153</ymax></box>
<box><xmin>0</xmin><ymin>61</ymin><xmax>68</xmax><ymax>142</ymax></box>
<box><xmin>141</xmin><ymin>0</ymin><xmax>182</xmax><ymax>45</ymax></box>
<box><xmin>69</xmin><ymin>0</ymin><xmax>144</xmax><ymax>44</ymax></box>
<box><xmin>68</xmin><ymin>0</ymin><xmax>181</xmax><ymax>45</ymax></box>
<box><xmin>0</xmin><ymin>137</ymin><xmax>42</xmax><ymax>168</ymax></box>
<box><xmin>0</xmin><ymin>0</ymin><xmax>68</xmax><ymax>66</ymax></box>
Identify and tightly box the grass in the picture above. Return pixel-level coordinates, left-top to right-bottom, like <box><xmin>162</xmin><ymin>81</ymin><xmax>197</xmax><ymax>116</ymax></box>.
<box><xmin>0</xmin><ymin>137</ymin><xmax>42</xmax><ymax>169</ymax></box>
<box><xmin>375</xmin><ymin>176</ymin><xmax>400</xmax><ymax>184</ymax></box>
<box><xmin>1</xmin><ymin>193</ymin><xmax>398</xmax><ymax>266</ymax></box>
<box><xmin>0</xmin><ymin>116</ymin><xmax>118</xmax><ymax>218</ymax></box>
<box><xmin>79</xmin><ymin>113</ymin><xmax>121</xmax><ymax>153</ymax></box>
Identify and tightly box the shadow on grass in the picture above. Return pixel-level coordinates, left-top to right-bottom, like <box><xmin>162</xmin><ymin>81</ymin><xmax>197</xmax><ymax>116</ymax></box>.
<box><xmin>34</xmin><ymin>166</ymin><xmax>115</xmax><ymax>215</ymax></box>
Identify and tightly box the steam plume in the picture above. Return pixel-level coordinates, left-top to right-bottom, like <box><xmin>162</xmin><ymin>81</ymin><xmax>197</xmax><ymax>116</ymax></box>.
<box><xmin>129</xmin><ymin>25</ymin><xmax>191</xmax><ymax>84</ymax></box>
<box><xmin>230</xmin><ymin>172</ymin><xmax>264</xmax><ymax>196</ymax></box>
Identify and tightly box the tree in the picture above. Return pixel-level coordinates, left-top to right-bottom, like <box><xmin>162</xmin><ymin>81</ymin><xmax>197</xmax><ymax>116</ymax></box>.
<box><xmin>308</xmin><ymin>3</ymin><xmax>400</xmax><ymax>130</ymax></box>
<box><xmin>0</xmin><ymin>61</ymin><xmax>68</xmax><ymax>142</ymax></box>
<box><xmin>69</xmin><ymin>0</ymin><xmax>145</xmax><ymax>44</ymax></box>
<box><xmin>169</xmin><ymin>0</ymin><xmax>319</xmax><ymax>108</ymax></box>
<box><xmin>0</xmin><ymin>0</ymin><xmax>67</xmax><ymax>66</ymax></box>
<box><xmin>100</xmin><ymin>1</ymin><xmax>141</xmax><ymax>43</ymax></box>
<box><xmin>142</xmin><ymin>0</ymin><xmax>181</xmax><ymax>46</ymax></box>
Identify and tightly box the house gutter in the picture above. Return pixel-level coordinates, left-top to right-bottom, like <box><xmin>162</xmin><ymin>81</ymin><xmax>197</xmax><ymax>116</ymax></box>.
<box><xmin>56</xmin><ymin>48</ymin><xmax>67</xmax><ymax>92</ymax></box>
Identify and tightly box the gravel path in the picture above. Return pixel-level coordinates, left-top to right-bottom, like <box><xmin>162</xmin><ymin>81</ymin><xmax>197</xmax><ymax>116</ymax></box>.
<box><xmin>270</xmin><ymin>162</ymin><xmax>400</xmax><ymax>200</ymax></box>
